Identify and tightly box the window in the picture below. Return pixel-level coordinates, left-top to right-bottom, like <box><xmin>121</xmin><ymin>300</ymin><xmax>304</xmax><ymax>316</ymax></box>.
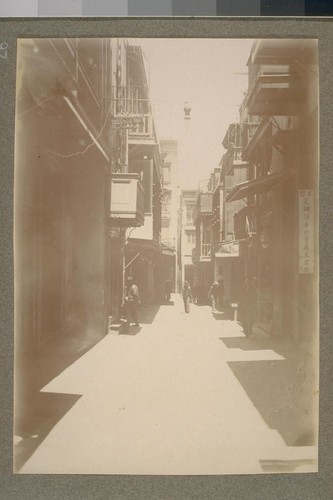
<box><xmin>203</xmin><ymin>227</ymin><xmax>211</xmax><ymax>244</ymax></box>
<box><xmin>186</xmin><ymin>204</ymin><xmax>195</xmax><ymax>223</ymax></box>
<box><xmin>163</xmin><ymin>163</ymin><xmax>171</xmax><ymax>184</ymax></box>
<box><xmin>185</xmin><ymin>231</ymin><xmax>196</xmax><ymax>254</ymax></box>
<box><xmin>162</xmin><ymin>192</ymin><xmax>171</xmax><ymax>212</ymax></box>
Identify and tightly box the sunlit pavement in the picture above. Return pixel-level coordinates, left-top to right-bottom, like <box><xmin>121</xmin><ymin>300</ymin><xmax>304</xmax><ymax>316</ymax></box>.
<box><xmin>17</xmin><ymin>294</ymin><xmax>318</xmax><ymax>475</ymax></box>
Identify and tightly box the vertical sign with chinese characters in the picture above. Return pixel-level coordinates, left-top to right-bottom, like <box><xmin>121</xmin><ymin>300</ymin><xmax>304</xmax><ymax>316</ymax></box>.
<box><xmin>299</xmin><ymin>189</ymin><xmax>314</xmax><ymax>274</ymax></box>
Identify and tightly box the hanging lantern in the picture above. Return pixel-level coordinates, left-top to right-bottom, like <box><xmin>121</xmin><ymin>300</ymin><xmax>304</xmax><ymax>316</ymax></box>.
<box><xmin>184</xmin><ymin>101</ymin><xmax>191</xmax><ymax>120</ymax></box>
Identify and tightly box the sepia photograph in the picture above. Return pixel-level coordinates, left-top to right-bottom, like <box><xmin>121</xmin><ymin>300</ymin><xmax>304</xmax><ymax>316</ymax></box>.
<box><xmin>13</xmin><ymin>36</ymin><xmax>319</xmax><ymax>475</ymax></box>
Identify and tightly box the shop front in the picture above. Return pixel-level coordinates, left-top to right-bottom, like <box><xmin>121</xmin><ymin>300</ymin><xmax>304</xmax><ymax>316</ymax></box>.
<box><xmin>214</xmin><ymin>241</ymin><xmax>240</xmax><ymax>310</ymax></box>
<box><xmin>125</xmin><ymin>239</ymin><xmax>163</xmax><ymax>304</ymax></box>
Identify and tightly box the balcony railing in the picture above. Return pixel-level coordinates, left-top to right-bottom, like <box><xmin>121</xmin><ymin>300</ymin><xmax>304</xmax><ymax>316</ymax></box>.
<box><xmin>110</xmin><ymin>85</ymin><xmax>155</xmax><ymax>141</ymax></box>
<box><xmin>192</xmin><ymin>243</ymin><xmax>212</xmax><ymax>262</ymax></box>
<box><xmin>112</xmin><ymin>85</ymin><xmax>150</xmax><ymax>115</ymax></box>
<box><xmin>199</xmin><ymin>243</ymin><xmax>212</xmax><ymax>262</ymax></box>
<box><xmin>221</xmin><ymin>147</ymin><xmax>246</xmax><ymax>175</ymax></box>
<box><xmin>126</xmin><ymin>114</ymin><xmax>152</xmax><ymax>138</ymax></box>
<box><xmin>201</xmin><ymin>243</ymin><xmax>211</xmax><ymax>257</ymax></box>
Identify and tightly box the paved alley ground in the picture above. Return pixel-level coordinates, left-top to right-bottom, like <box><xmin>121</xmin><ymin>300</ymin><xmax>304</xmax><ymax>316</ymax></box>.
<box><xmin>15</xmin><ymin>294</ymin><xmax>318</xmax><ymax>475</ymax></box>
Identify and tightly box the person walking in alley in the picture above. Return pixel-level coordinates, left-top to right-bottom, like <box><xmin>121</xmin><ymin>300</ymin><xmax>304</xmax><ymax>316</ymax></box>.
<box><xmin>239</xmin><ymin>277</ymin><xmax>258</xmax><ymax>337</ymax></box>
<box><xmin>124</xmin><ymin>276</ymin><xmax>140</xmax><ymax>327</ymax></box>
<box><xmin>182</xmin><ymin>281</ymin><xmax>193</xmax><ymax>313</ymax></box>
<box><xmin>164</xmin><ymin>279</ymin><xmax>172</xmax><ymax>302</ymax></box>
<box><xmin>192</xmin><ymin>284</ymin><xmax>198</xmax><ymax>304</ymax></box>
<box><xmin>208</xmin><ymin>281</ymin><xmax>219</xmax><ymax>312</ymax></box>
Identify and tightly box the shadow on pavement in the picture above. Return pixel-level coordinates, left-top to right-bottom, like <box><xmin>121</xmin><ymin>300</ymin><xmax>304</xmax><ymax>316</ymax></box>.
<box><xmin>259</xmin><ymin>458</ymin><xmax>317</xmax><ymax>473</ymax></box>
<box><xmin>118</xmin><ymin>324</ymin><xmax>142</xmax><ymax>336</ymax></box>
<box><xmin>220</xmin><ymin>333</ymin><xmax>318</xmax><ymax>447</ymax></box>
<box><xmin>14</xmin><ymin>391</ymin><xmax>82</xmax><ymax>472</ymax></box>
<box><xmin>212</xmin><ymin>308</ymin><xmax>235</xmax><ymax>321</ymax></box>
<box><xmin>220</xmin><ymin>335</ymin><xmax>288</xmax><ymax>357</ymax></box>
<box><xmin>212</xmin><ymin>311</ymin><xmax>225</xmax><ymax>320</ymax></box>
<box><xmin>139</xmin><ymin>303</ymin><xmax>161</xmax><ymax>324</ymax></box>
<box><xmin>14</xmin><ymin>329</ymin><xmax>107</xmax><ymax>471</ymax></box>
<box><xmin>227</xmin><ymin>353</ymin><xmax>317</xmax><ymax>446</ymax></box>
<box><xmin>110</xmin><ymin>304</ymin><xmax>161</xmax><ymax>334</ymax></box>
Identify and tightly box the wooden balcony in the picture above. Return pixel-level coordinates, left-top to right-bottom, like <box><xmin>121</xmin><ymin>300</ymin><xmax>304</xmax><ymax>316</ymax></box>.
<box><xmin>246</xmin><ymin>65</ymin><xmax>304</xmax><ymax>116</ymax></box>
<box><xmin>110</xmin><ymin>173</ymin><xmax>144</xmax><ymax>227</ymax></box>
<box><xmin>194</xmin><ymin>192</ymin><xmax>213</xmax><ymax>222</ymax></box>
<box><xmin>128</xmin><ymin>115</ymin><xmax>154</xmax><ymax>141</ymax></box>
<box><xmin>111</xmin><ymin>85</ymin><xmax>156</xmax><ymax>144</ymax></box>
<box><xmin>221</xmin><ymin>147</ymin><xmax>248</xmax><ymax>176</ymax></box>
<box><xmin>242</xmin><ymin>119</ymin><xmax>271</xmax><ymax>161</ymax></box>
<box><xmin>193</xmin><ymin>244</ymin><xmax>212</xmax><ymax>263</ymax></box>
<box><xmin>200</xmin><ymin>243</ymin><xmax>212</xmax><ymax>262</ymax></box>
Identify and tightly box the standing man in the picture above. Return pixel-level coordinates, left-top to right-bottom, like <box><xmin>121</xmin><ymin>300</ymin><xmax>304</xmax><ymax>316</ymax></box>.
<box><xmin>208</xmin><ymin>281</ymin><xmax>219</xmax><ymax>312</ymax></box>
<box><xmin>124</xmin><ymin>276</ymin><xmax>140</xmax><ymax>327</ymax></box>
<box><xmin>165</xmin><ymin>279</ymin><xmax>172</xmax><ymax>302</ymax></box>
<box><xmin>218</xmin><ymin>278</ymin><xmax>225</xmax><ymax>311</ymax></box>
<box><xmin>239</xmin><ymin>277</ymin><xmax>258</xmax><ymax>337</ymax></box>
<box><xmin>182</xmin><ymin>281</ymin><xmax>193</xmax><ymax>313</ymax></box>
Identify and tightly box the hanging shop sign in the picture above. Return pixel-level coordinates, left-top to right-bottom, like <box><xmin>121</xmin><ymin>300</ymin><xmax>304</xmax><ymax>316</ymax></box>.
<box><xmin>299</xmin><ymin>189</ymin><xmax>314</xmax><ymax>274</ymax></box>
<box><xmin>111</xmin><ymin>116</ymin><xmax>144</xmax><ymax>130</ymax></box>
<box><xmin>110</xmin><ymin>173</ymin><xmax>145</xmax><ymax>227</ymax></box>
<box><xmin>215</xmin><ymin>241</ymin><xmax>239</xmax><ymax>258</ymax></box>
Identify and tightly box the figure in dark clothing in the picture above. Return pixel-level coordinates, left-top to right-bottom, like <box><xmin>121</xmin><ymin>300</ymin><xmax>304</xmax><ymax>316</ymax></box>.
<box><xmin>182</xmin><ymin>281</ymin><xmax>193</xmax><ymax>313</ymax></box>
<box><xmin>124</xmin><ymin>276</ymin><xmax>140</xmax><ymax>326</ymax></box>
<box><xmin>192</xmin><ymin>285</ymin><xmax>198</xmax><ymax>304</ymax></box>
<box><xmin>165</xmin><ymin>279</ymin><xmax>172</xmax><ymax>302</ymax></box>
<box><xmin>218</xmin><ymin>278</ymin><xmax>225</xmax><ymax>311</ymax></box>
<box><xmin>239</xmin><ymin>277</ymin><xmax>258</xmax><ymax>337</ymax></box>
<box><xmin>208</xmin><ymin>281</ymin><xmax>219</xmax><ymax>312</ymax></box>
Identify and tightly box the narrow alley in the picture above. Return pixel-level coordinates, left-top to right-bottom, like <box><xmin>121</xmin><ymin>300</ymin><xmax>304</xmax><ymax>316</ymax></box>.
<box><xmin>16</xmin><ymin>295</ymin><xmax>317</xmax><ymax>475</ymax></box>
<box><xmin>14</xmin><ymin>37</ymin><xmax>319</xmax><ymax>478</ymax></box>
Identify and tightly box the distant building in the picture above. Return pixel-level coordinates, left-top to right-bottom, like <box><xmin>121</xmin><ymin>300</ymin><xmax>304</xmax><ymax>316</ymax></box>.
<box><xmin>179</xmin><ymin>189</ymin><xmax>197</xmax><ymax>289</ymax></box>
<box><xmin>160</xmin><ymin>140</ymin><xmax>178</xmax><ymax>292</ymax></box>
<box><xmin>213</xmin><ymin>124</ymin><xmax>249</xmax><ymax>306</ymax></box>
<box><xmin>192</xmin><ymin>172</ymin><xmax>219</xmax><ymax>304</ymax></box>
<box><xmin>160</xmin><ymin>140</ymin><xmax>178</xmax><ymax>249</ymax></box>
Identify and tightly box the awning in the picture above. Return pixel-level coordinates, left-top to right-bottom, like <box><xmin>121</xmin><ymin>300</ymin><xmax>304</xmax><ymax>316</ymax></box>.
<box><xmin>215</xmin><ymin>241</ymin><xmax>239</xmax><ymax>258</ymax></box>
<box><xmin>161</xmin><ymin>245</ymin><xmax>175</xmax><ymax>257</ymax></box>
<box><xmin>226</xmin><ymin>171</ymin><xmax>291</xmax><ymax>203</ymax></box>
<box><xmin>125</xmin><ymin>239</ymin><xmax>163</xmax><ymax>269</ymax></box>
<box><xmin>242</xmin><ymin>120</ymin><xmax>271</xmax><ymax>161</ymax></box>
<box><xmin>126</xmin><ymin>238</ymin><xmax>162</xmax><ymax>259</ymax></box>
<box><xmin>251</xmin><ymin>39</ymin><xmax>317</xmax><ymax>66</ymax></box>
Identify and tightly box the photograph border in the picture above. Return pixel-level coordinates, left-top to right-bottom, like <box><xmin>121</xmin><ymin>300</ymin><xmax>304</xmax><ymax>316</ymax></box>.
<box><xmin>1</xmin><ymin>16</ymin><xmax>332</xmax><ymax>499</ymax></box>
